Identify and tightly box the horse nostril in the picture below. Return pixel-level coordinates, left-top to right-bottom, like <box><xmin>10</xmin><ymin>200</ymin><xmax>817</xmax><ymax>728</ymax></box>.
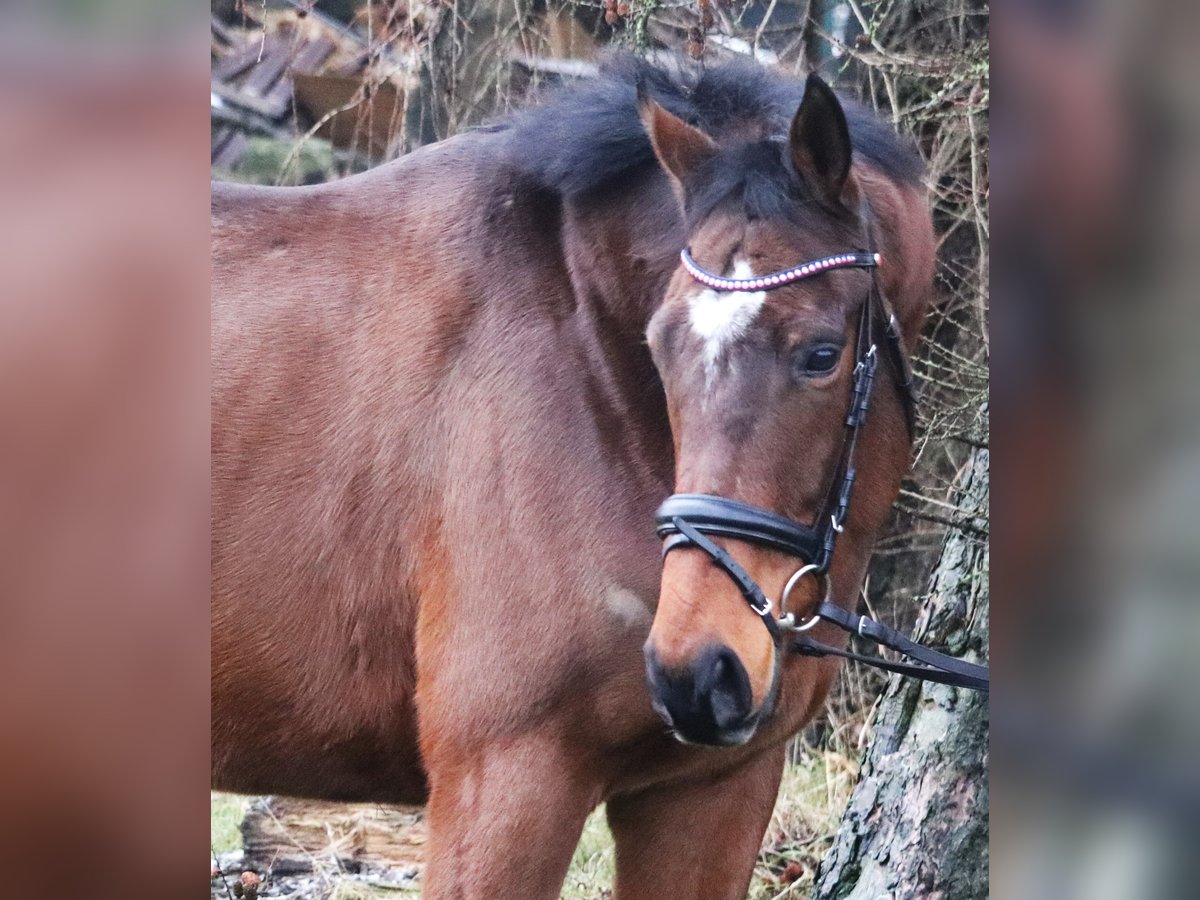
<box><xmin>700</xmin><ymin>645</ymin><xmax>753</xmax><ymax>732</ymax></box>
<box><xmin>644</xmin><ymin>642</ymin><xmax>757</xmax><ymax>744</ymax></box>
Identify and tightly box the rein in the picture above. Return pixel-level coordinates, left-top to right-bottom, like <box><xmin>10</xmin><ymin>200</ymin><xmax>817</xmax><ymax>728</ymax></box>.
<box><xmin>655</xmin><ymin>227</ymin><xmax>988</xmax><ymax>694</ymax></box>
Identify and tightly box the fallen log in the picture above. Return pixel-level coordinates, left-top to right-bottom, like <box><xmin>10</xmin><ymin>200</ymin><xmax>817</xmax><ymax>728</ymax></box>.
<box><xmin>240</xmin><ymin>796</ymin><xmax>426</xmax><ymax>876</ymax></box>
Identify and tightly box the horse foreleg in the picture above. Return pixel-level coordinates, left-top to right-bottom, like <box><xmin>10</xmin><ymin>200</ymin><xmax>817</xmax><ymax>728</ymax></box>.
<box><xmin>606</xmin><ymin>744</ymin><xmax>787</xmax><ymax>900</ymax></box>
<box><xmin>420</xmin><ymin>734</ymin><xmax>597</xmax><ymax>900</ymax></box>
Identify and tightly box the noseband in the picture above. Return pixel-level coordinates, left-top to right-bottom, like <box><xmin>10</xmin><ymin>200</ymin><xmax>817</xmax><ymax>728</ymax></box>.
<box><xmin>654</xmin><ymin>228</ymin><xmax>988</xmax><ymax>693</ymax></box>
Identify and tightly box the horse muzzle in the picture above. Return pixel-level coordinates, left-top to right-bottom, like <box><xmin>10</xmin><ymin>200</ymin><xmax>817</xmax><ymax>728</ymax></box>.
<box><xmin>644</xmin><ymin>642</ymin><xmax>762</xmax><ymax>746</ymax></box>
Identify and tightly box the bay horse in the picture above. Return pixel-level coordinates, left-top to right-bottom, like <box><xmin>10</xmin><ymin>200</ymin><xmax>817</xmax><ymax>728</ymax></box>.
<box><xmin>212</xmin><ymin>56</ymin><xmax>935</xmax><ymax>898</ymax></box>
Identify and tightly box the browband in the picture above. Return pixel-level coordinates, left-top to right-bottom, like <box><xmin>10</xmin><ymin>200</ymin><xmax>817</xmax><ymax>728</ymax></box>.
<box><xmin>679</xmin><ymin>248</ymin><xmax>881</xmax><ymax>293</ymax></box>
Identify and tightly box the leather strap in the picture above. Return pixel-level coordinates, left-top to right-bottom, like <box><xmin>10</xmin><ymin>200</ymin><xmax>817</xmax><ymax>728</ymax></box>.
<box><xmin>879</xmin><ymin>299</ymin><xmax>917</xmax><ymax>436</ymax></box>
<box><xmin>792</xmin><ymin>636</ymin><xmax>990</xmax><ymax>692</ymax></box>
<box><xmin>795</xmin><ymin>601</ymin><xmax>989</xmax><ymax>692</ymax></box>
<box><xmin>656</xmin><ymin>494</ymin><xmax>822</xmax><ymax>562</ymax></box>
<box><xmin>668</xmin><ymin>517</ymin><xmax>782</xmax><ymax>642</ymax></box>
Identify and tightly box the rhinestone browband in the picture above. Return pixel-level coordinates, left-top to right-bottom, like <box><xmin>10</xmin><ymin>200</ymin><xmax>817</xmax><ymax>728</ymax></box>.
<box><xmin>679</xmin><ymin>248</ymin><xmax>881</xmax><ymax>293</ymax></box>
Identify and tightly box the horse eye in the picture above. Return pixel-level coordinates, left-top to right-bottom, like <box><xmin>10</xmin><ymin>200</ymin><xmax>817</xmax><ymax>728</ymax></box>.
<box><xmin>795</xmin><ymin>344</ymin><xmax>842</xmax><ymax>377</ymax></box>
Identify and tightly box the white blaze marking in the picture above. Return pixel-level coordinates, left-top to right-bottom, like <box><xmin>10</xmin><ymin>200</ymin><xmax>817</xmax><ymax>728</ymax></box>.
<box><xmin>687</xmin><ymin>258</ymin><xmax>766</xmax><ymax>385</ymax></box>
<box><xmin>602</xmin><ymin>584</ymin><xmax>652</xmax><ymax>627</ymax></box>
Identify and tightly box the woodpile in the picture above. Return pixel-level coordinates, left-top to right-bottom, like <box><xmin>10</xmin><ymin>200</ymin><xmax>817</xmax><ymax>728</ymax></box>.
<box><xmin>210</xmin><ymin>1</ymin><xmax>610</xmax><ymax>181</ymax></box>
<box><xmin>211</xmin><ymin>3</ymin><xmax>418</xmax><ymax>171</ymax></box>
<box><xmin>240</xmin><ymin>795</ymin><xmax>426</xmax><ymax>876</ymax></box>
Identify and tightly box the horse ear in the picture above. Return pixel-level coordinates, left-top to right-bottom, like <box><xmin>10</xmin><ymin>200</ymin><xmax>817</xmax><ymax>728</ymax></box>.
<box><xmin>641</xmin><ymin>100</ymin><xmax>717</xmax><ymax>196</ymax></box>
<box><xmin>790</xmin><ymin>74</ymin><xmax>856</xmax><ymax>210</ymax></box>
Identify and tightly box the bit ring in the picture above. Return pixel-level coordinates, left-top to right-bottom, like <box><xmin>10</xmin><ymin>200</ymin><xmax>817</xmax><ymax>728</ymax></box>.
<box><xmin>780</xmin><ymin>564</ymin><xmax>827</xmax><ymax>632</ymax></box>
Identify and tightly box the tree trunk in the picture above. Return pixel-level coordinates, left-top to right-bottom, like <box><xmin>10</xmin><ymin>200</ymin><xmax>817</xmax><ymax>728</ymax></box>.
<box><xmin>814</xmin><ymin>445</ymin><xmax>989</xmax><ymax>900</ymax></box>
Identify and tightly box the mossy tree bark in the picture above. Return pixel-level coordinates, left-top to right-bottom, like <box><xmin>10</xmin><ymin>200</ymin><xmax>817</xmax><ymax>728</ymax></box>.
<box><xmin>814</xmin><ymin>445</ymin><xmax>989</xmax><ymax>900</ymax></box>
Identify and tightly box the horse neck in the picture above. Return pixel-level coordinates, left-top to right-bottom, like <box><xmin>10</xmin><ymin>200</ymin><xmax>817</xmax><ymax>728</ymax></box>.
<box><xmin>560</xmin><ymin>167</ymin><xmax>684</xmax><ymax>338</ymax></box>
<box><xmin>556</xmin><ymin>168</ymin><xmax>682</xmax><ymax>482</ymax></box>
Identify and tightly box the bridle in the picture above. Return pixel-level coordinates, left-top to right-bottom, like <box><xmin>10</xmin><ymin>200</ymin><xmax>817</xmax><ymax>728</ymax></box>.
<box><xmin>654</xmin><ymin>219</ymin><xmax>989</xmax><ymax>693</ymax></box>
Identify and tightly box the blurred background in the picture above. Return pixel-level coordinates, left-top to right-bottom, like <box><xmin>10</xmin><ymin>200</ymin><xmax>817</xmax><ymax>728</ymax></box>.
<box><xmin>0</xmin><ymin>0</ymin><xmax>1197</xmax><ymax>897</ymax></box>
<box><xmin>991</xmin><ymin>0</ymin><xmax>1200</xmax><ymax>897</ymax></box>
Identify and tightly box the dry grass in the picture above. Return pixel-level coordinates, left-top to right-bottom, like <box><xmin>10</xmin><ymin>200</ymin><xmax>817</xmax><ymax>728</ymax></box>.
<box><xmin>559</xmin><ymin>807</ymin><xmax>615</xmax><ymax>900</ymax></box>
<box><xmin>749</xmin><ymin>745</ymin><xmax>860</xmax><ymax>898</ymax></box>
<box><xmin>211</xmin><ymin>791</ymin><xmax>249</xmax><ymax>857</ymax></box>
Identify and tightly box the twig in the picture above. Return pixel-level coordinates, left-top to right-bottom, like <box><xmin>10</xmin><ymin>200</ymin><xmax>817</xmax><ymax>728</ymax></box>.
<box><xmin>212</xmin><ymin>845</ymin><xmax>236</xmax><ymax>900</ymax></box>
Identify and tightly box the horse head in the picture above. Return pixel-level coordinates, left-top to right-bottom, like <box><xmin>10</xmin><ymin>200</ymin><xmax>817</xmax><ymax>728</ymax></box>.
<box><xmin>641</xmin><ymin>75</ymin><xmax>920</xmax><ymax>746</ymax></box>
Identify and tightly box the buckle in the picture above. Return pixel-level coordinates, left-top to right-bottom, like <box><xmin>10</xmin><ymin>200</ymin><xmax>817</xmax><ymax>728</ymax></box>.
<box><xmin>749</xmin><ymin>595</ymin><xmax>773</xmax><ymax>617</ymax></box>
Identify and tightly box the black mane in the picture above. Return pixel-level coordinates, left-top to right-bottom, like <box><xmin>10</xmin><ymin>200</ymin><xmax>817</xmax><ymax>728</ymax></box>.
<box><xmin>501</xmin><ymin>55</ymin><xmax>923</xmax><ymax>222</ymax></box>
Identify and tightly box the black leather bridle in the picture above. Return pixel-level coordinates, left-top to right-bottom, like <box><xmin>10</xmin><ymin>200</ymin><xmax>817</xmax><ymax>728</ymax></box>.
<box><xmin>654</xmin><ymin>223</ymin><xmax>989</xmax><ymax>694</ymax></box>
